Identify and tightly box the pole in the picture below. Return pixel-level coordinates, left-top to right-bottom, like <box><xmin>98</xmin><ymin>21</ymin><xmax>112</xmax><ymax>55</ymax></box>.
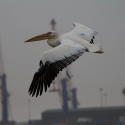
<box><xmin>122</xmin><ymin>87</ymin><xmax>125</xmax><ymax>125</ymax></box>
<box><xmin>50</xmin><ymin>19</ymin><xmax>56</xmax><ymax>31</ymax></box>
<box><xmin>122</xmin><ymin>87</ymin><xmax>125</xmax><ymax>104</ymax></box>
<box><xmin>72</xmin><ymin>88</ymin><xmax>77</xmax><ymax>109</ymax></box>
<box><xmin>99</xmin><ymin>88</ymin><xmax>103</xmax><ymax>107</ymax></box>
<box><xmin>61</xmin><ymin>78</ymin><xmax>69</xmax><ymax>124</ymax></box>
<box><xmin>104</xmin><ymin>93</ymin><xmax>107</xmax><ymax>107</ymax></box>
<box><xmin>28</xmin><ymin>99</ymin><xmax>31</xmax><ymax>124</ymax></box>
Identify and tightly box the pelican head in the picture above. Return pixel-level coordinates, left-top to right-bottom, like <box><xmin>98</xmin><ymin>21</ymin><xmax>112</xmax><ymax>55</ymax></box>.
<box><xmin>25</xmin><ymin>31</ymin><xmax>57</xmax><ymax>42</ymax></box>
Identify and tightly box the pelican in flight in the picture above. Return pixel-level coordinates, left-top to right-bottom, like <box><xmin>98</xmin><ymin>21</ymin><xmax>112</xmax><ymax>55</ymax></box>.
<box><xmin>25</xmin><ymin>22</ymin><xmax>104</xmax><ymax>97</ymax></box>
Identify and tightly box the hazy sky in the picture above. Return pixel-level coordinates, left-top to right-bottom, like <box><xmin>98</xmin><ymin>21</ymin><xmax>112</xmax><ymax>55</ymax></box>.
<box><xmin>0</xmin><ymin>0</ymin><xmax>125</xmax><ymax>122</ymax></box>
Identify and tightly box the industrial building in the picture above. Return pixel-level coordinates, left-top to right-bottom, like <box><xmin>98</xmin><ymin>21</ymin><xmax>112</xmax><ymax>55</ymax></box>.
<box><xmin>41</xmin><ymin>106</ymin><xmax>125</xmax><ymax>125</ymax></box>
<box><xmin>0</xmin><ymin>106</ymin><xmax>125</xmax><ymax>125</ymax></box>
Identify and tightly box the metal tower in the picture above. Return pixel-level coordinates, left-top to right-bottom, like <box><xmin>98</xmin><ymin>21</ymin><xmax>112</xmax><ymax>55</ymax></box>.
<box><xmin>0</xmin><ymin>36</ymin><xmax>8</xmax><ymax>125</ymax></box>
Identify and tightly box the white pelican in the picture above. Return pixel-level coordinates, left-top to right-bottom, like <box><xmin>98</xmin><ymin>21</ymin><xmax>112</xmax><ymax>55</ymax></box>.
<box><xmin>25</xmin><ymin>22</ymin><xmax>104</xmax><ymax>97</ymax></box>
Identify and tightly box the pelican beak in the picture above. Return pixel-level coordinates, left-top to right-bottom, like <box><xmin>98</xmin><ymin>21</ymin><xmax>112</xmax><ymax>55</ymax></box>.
<box><xmin>24</xmin><ymin>32</ymin><xmax>55</xmax><ymax>42</ymax></box>
<box><xmin>95</xmin><ymin>50</ymin><xmax>104</xmax><ymax>54</ymax></box>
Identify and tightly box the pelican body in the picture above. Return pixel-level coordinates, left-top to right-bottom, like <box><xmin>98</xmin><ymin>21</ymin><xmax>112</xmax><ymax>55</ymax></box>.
<box><xmin>25</xmin><ymin>22</ymin><xmax>104</xmax><ymax>97</ymax></box>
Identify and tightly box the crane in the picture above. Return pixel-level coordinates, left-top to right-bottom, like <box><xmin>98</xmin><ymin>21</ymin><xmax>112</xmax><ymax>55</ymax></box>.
<box><xmin>0</xmin><ymin>35</ymin><xmax>9</xmax><ymax>125</ymax></box>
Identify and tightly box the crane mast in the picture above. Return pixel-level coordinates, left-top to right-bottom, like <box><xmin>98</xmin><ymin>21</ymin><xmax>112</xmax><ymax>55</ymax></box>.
<box><xmin>0</xmin><ymin>35</ymin><xmax>8</xmax><ymax>125</ymax></box>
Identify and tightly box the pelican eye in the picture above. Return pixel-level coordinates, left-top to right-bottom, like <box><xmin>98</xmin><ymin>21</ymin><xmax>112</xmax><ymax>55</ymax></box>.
<box><xmin>47</xmin><ymin>32</ymin><xmax>52</xmax><ymax>35</ymax></box>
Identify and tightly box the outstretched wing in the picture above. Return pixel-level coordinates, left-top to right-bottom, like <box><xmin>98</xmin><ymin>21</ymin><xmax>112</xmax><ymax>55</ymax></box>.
<box><xmin>29</xmin><ymin>39</ymin><xmax>85</xmax><ymax>97</ymax></box>
<box><xmin>70</xmin><ymin>22</ymin><xmax>98</xmax><ymax>44</ymax></box>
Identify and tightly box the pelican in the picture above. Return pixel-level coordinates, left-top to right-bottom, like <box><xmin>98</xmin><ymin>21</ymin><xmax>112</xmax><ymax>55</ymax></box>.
<box><xmin>25</xmin><ymin>22</ymin><xmax>104</xmax><ymax>97</ymax></box>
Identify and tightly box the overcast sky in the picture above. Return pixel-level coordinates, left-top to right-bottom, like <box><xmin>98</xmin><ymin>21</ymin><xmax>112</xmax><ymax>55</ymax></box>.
<box><xmin>0</xmin><ymin>0</ymin><xmax>125</xmax><ymax>122</ymax></box>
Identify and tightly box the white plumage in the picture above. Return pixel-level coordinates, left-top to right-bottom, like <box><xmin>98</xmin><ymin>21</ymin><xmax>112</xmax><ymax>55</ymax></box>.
<box><xmin>25</xmin><ymin>22</ymin><xmax>103</xmax><ymax>97</ymax></box>
<box><xmin>42</xmin><ymin>40</ymin><xmax>84</xmax><ymax>64</ymax></box>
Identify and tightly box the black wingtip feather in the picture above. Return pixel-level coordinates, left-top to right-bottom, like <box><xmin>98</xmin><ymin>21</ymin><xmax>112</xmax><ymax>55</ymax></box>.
<box><xmin>40</xmin><ymin>76</ymin><xmax>43</xmax><ymax>95</ymax></box>
<box><xmin>36</xmin><ymin>77</ymin><xmax>41</xmax><ymax>97</ymax></box>
<box><xmin>28</xmin><ymin>50</ymin><xmax>84</xmax><ymax>97</ymax></box>
<box><xmin>32</xmin><ymin>79</ymin><xmax>38</xmax><ymax>97</ymax></box>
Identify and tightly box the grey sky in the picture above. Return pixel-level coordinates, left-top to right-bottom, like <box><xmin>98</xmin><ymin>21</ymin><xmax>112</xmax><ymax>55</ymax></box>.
<box><xmin>0</xmin><ymin>0</ymin><xmax>125</xmax><ymax>122</ymax></box>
